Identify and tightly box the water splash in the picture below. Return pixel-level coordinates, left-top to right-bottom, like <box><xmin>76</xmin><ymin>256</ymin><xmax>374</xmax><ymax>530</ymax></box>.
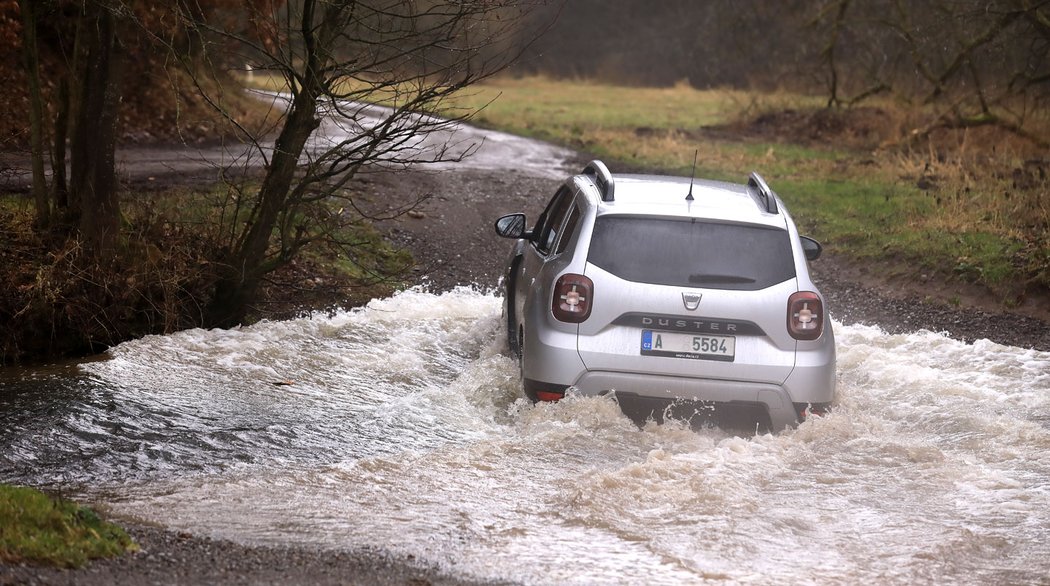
<box><xmin>2</xmin><ymin>288</ymin><xmax>1048</xmax><ymax>584</ymax></box>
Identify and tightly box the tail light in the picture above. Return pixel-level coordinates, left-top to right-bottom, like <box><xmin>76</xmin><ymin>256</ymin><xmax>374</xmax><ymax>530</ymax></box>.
<box><xmin>552</xmin><ymin>274</ymin><xmax>593</xmax><ymax>323</ymax></box>
<box><xmin>524</xmin><ymin>379</ymin><xmax>568</xmax><ymax>403</ymax></box>
<box><xmin>534</xmin><ymin>390</ymin><xmax>565</xmax><ymax>402</ymax></box>
<box><xmin>787</xmin><ymin>291</ymin><xmax>824</xmax><ymax>340</ymax></box>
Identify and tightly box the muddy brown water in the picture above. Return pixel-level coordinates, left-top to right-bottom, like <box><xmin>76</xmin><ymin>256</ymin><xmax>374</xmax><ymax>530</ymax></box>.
<box><xmin>2</xmin><ymin>288</ymin><xmax>1048</xmax><ymax>585</ymax></box>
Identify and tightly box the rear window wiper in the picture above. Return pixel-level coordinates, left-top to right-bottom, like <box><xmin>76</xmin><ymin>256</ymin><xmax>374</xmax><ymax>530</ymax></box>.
<box><xmin>688</xmin><ymin>274</ymin><xmax>757</xmax><ymax>284</ymax></box>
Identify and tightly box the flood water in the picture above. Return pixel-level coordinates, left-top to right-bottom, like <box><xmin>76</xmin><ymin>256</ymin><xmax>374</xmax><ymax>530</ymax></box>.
<box><xmin>2</xmin><ymin>287</ymin><xmax>1049</xmax><ymax>585</ymax></box>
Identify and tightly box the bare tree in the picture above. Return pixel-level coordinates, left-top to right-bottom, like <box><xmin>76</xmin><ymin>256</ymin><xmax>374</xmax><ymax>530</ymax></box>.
<box><xmin>171</xmin><ymin>0</ymin><xmax>551</xmax><ymax>326</ymax></box>
<box><xmin>813</xmin><ymin>0</ymin><xmax>1049</xmax><ymax>143</ymax></box>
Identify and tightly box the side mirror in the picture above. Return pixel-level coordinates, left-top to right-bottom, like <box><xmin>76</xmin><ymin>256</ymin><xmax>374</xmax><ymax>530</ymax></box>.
<box><xmin>495</xmin><ymin>213</ymin><xmax>528</xmax><ymax>239</ymax></box>
<box><xmin>801</xmin><ymin>236</ymin><xmax>823</xmax><ymax>261</ymax></box>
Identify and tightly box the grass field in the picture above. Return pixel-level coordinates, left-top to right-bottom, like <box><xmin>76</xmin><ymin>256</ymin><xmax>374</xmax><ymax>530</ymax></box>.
<box><xmin>453</xmin><ymin>77</ymin><xmax>1049</xmax><ymax>305</ymax></box>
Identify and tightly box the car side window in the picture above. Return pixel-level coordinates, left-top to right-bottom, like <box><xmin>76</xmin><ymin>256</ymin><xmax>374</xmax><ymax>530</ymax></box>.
<box><xmin>554</xmin><ymin>203</ymin><xmax>581</xmax><ymax>255</ymax></box>
<box><xmin>530</xmin><ymin>190</ymin><xmax>561</xmax><ymax>250</ymax></box>
<box><xmin>534</xmin><ymin>187</ymin><xmax>573</xmax><ymax>255</ymax></box>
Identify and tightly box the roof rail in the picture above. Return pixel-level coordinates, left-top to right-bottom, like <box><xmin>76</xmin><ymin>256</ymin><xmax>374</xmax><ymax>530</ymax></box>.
<box><xmin>582</xmin><ymin>160</ymin><xmax>615</xmax><ymax>202</ymax></box>
<box><xmin>747</xmin><ymin>172</ymin><xmax>778</xmax><ymax>214</ymax></box>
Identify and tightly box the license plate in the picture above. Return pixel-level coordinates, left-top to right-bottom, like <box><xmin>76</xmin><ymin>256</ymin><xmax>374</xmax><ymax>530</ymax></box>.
<box><xmin>641</xmin><ymin>330</ymin><xmax>735</xmax><ymax>362</ymax></box>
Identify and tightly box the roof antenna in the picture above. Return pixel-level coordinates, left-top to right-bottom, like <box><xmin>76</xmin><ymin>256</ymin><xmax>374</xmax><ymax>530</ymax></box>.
<box><xmin>685</xmin><ymin>149</ymin><xmax>698</xmax><ymax>201</ymax></box>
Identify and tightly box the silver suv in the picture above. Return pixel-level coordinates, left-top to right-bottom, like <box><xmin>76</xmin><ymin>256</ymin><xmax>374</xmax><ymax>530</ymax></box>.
<box><xmin>494</xmin><ymin>160</ymin><xmax>836</xmax><ymax>432</ymax></box>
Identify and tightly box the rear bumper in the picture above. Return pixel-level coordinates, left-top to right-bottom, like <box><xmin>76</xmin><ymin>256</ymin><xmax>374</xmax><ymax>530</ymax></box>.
<box><xmin>572</xmin><ymin>371</ymin><xmax>801</xmax><ymax>432</ymax></box>
<box><xmin>613</xmin><ymin>392</ymin><xmax>776</xmax><ymax>433</ymax></box>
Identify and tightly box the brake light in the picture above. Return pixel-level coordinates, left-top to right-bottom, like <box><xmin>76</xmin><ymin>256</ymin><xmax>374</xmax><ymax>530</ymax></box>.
<box><xmin>787</xmin><ymin>291</ymin><xmax>824</xmax><ymax>340</ymax></box>
<box><xmin>535</xmin><ymin>390</ymin><xmax>565</xmax><ymax>402</ymax></box>
<box><xmin>552</xmin><ymin>274</ymin><xmax>593</xmax><ymax>323</ymax></box>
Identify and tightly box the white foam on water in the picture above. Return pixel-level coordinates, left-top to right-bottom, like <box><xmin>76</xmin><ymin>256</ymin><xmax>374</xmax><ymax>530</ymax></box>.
<box><xmin>7</xmin><ymin>290</ymin><xmax>1049</xmax><ymax>584</ymax></box>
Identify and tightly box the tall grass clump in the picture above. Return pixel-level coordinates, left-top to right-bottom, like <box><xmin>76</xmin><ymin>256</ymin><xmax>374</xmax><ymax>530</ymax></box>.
<box><xmin>0</xmin><ymin>485</ymin><xmax>136</xmax><ymax>568</ymax></box>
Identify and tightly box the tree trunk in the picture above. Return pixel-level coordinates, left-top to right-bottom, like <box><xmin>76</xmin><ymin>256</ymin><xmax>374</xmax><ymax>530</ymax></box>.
<box><xmin>70</xmin><ymin>1</ymin><xmax>122</xmax><ymax>258</ymax></box>
<box><xmin>206</xmin><ymin>90</ymin><xmax>321</xmax><ymax>327</ymax></box>
<box><xmin>204</xmin><ymin>0</ymin><xmax>335</xmax><ymax>327</ymax></box>
<box><xmin>18</xmin><ymin>0</ymin><xmax>50</xmax><ymax>229</ymax></box>
<box><xmin>53</xmin><ymin>78</ymin><xmax>70</xmax><ymax>211</ymax></box>
<box><xmin>65</xmin><ymin>7</ymin><xmax>90</xmax><ymax>218</ymax></box>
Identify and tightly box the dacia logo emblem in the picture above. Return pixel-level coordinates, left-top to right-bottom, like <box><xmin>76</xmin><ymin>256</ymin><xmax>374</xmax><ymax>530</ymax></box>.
<box><xmin>682</xmin><ymin>292</ymin><xmax>702</xmax><ymax>311</ymax></box>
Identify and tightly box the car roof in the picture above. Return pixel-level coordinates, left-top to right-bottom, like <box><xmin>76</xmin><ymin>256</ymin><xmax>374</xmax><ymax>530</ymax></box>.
<box><xmin>586</xmin><ymin>173</ymin><xmax>788</xmax><ymax>229</ymax></box>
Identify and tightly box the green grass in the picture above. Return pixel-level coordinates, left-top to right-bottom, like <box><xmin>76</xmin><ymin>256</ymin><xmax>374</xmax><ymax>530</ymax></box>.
<box><xmin>299</xmin><ymin>217</ymin><xmax>414</xmax><ymax>284</ymax></box>
<box><xmin>461</xmin><ymin>78</ymin><xmax>815</xmax><ymax>138</ymax></box>
<box><xmin>452</xmin><ymin>76</ymin><xmax>1049</xmax><ymax>300</ymax></box>
<box><xmin>0</xmin><ymin>485</ymin><xmax>136</xmax><ymax>568</ymax></box>
<box><xmin>472</xmin><ymin>80</ymin><xmax>738</xmax><ymax>135</ymax></box>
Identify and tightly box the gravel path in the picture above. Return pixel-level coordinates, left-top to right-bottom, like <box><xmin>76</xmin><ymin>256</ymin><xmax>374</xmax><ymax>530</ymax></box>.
<box><xmin>4</xmin><ymin>164</ymin><xmax>1048</xmax><ymax>586</ymax></box>
<box><xmin>0</xmin><ymin>522</ymin><xmax>500</xmax><ymax>586</ymax></box>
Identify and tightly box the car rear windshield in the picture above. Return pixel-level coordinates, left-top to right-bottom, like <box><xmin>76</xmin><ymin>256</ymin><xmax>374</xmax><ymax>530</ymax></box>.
<box><xmin>587</xmin><ymin>216</ymin><xmax>796</xmax><ymax>290</ymax></box>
